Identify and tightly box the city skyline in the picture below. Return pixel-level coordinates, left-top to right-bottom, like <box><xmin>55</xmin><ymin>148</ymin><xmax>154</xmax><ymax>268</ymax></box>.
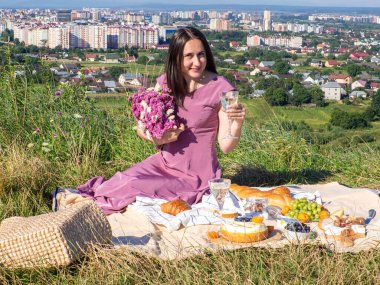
<box><xmin>1</xmin><ymin>0</ymin><xmax>380</xmax><ymax>9</ymax></box>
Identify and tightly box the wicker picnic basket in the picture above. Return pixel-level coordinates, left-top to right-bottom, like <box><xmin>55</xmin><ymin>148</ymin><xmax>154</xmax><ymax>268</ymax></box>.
<box><xmin>0</xmin><ymin>200</ymin><xmax>112</xmax><ymax>268</ymax></box>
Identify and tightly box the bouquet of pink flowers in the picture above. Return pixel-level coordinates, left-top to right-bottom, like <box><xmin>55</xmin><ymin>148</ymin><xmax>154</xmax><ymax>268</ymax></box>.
<box><xmin>131</xmin><ymin>87</ymin><xmax>178</xmax><ymax>140</ymax></box>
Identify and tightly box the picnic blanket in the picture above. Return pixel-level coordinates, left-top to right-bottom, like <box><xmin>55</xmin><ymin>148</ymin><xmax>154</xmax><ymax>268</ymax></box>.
<box><xmin>108</xmin><ymin>182</ymin><xmax>380</xmax><ymax>259</ymax></box>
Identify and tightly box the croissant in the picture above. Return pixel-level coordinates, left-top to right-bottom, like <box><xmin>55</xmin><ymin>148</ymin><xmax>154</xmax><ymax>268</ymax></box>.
<box><xmin>230</xmin><ymin>184</ymin><xmax>291</xmax><ymax>210</ymax></box>
<box><xmin>160</xmin><ymin>199</ymin><xmax>191</xmax><ymax>216</ymax></box>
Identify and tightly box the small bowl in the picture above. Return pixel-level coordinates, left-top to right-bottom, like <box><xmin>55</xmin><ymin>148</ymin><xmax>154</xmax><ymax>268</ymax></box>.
<box><xmin>283</xmin><ymin>229</ymin><xmax>310</xmax><ymax>242</ymax></box>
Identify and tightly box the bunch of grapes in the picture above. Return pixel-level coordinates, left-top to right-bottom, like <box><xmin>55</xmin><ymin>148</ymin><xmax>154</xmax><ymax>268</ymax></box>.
<box><xmin>285</xmin><ymin>198</ymin><xmax>323</xmax><ymax>222</ymax></box>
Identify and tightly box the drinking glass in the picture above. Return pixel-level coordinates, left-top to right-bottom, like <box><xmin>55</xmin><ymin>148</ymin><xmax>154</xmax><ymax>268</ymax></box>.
<box><xmin>221</xmin><ymin>91</ymin><xmax>239</xmax><ymax>140</ymax></box>
<box><xmin>208</xmin><ymin>178</ymin><xmax>231</xmax><ymax>210</ymax></box>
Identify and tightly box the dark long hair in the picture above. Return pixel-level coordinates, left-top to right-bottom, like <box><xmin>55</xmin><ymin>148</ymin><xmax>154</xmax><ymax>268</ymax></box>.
<box><xmin>165</xmin><ymin>27</ymin><xmax>217</xmax><ymax>107</ymax></box>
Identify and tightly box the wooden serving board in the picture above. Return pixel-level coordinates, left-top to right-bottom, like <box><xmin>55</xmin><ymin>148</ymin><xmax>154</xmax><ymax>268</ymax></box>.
<box><xmin>208</xmin><ymin>229</ymin><xmax>283</xmax><ymax>246</ymax></box>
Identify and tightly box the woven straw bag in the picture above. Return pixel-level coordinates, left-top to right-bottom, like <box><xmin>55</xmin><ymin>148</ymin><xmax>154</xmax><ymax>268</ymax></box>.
<box><xmin>0</xmin><ymin>200</ymin><xmax>112</xmax><ymax>268</ymax></box>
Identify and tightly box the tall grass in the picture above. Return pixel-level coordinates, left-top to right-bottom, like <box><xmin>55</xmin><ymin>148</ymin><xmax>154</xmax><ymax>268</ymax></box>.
<box><xmin>0</xmin><ymin>50</ymin><xmax>380</xmax><ymax>283</ymax></box>
<box><xmin>1</xmin><ymin>245</ymin><xmax>379</xmax><ymax>284</ymax></box>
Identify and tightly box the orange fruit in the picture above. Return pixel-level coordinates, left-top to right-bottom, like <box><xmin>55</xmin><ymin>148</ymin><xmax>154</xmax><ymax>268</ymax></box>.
<box><xmin>319</xmin><ymin>210</ymin><xmax>330</xmax><ymax>219</ymax></box>
<box><xmin>297</xmin><ymin>213</ymin><xmax>310</xmax><ymax>223</ymax></box>
<box><xmin>207</xmin><ymin>231</ymin><xmax>219</xmax><ymax>240</ymax></box>
<box><xmin>281</xmin><ymin>206</ymin><xmax>290</xmax><ymax>215</ymax></box>
<box><xmin>251</xmin><ymin>216</ymin><xmax>264</xmax><ymax>223</ymax></box>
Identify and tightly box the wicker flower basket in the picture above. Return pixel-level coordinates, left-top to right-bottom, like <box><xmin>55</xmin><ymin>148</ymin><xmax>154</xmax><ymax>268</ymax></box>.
<box><xmin>0</xmin><ymin>200</ymin><xmax>112</xmax><ymax>268</ymax></box>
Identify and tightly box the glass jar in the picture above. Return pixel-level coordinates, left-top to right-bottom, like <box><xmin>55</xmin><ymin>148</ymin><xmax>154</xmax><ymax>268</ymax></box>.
<box><xmin>244</xmin><ymin>198</ymin><xmax>268</xmax><ymax>213</ymax></box>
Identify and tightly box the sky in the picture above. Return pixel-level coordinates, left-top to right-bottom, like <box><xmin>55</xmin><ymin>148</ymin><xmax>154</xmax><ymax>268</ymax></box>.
<box><xmin>1</xmin><ymin>0</ymin><xmax>379</xmax><ymax>9</ymax></box>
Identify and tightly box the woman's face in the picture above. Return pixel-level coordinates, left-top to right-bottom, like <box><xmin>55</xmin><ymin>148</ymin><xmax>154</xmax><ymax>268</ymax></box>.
<box><xmin>180</xmin><ymin>39</ymin><xmax>207</xmax><ymax>82</ymax></box>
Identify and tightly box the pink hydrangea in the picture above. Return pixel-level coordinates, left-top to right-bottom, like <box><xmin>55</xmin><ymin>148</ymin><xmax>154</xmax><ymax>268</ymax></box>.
<box><xmin>131</xmin><ymin>87</ymin><xmax>178</xmax><ymax>140</ymax></box>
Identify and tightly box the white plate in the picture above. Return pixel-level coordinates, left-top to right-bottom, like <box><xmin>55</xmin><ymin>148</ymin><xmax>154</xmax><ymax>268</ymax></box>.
<box><xmin>283</xmin><ymin>229</ymin><xmax>310</xmax><ymax>241</ymax></box>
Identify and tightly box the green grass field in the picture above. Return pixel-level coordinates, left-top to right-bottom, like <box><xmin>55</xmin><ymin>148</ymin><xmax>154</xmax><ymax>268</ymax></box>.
<box><xmin>1</xmin><ymin>68</ymin><xmax>380</xmax><ymax>284</ymax></box>
<box><xmin>243</xmin><ymin>98</ymin><xmax>369</xmax><ymax>128</ymax></box>
<box><xmin>80</xmin><ymin>61</ymin><xmax>165</xmax><ymax>77</ymax></box>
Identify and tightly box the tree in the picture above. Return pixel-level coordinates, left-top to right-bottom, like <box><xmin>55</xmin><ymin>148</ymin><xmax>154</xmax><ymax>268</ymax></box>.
<box><xmin>264</xmin><ymin>87</ymin><xmax>288</xmax><ymax>106</ymax></box>
<box><xmin>346</xmin><ymin>64</ymin><xmax>362</xmax><ymax>77</ymax></box>
<box><xmin>108</xmin><ymin>66</ymin><xmax>125</xmax><ymax>79</ymax></box>
<box><xmin>272</xmin><ymin>60</ymin><xmax>291</xmax><ymax>74</ymax></box>
<box><xmin>365</xmin><ymin>89</ymin><xmax>380</xmax><ymax>121</ymax></box>
<box><xmin>234</xmin><ymin>54</ymin><xmax>247</xmax><ymax>65</ymax></box>
<box><xmin>137</xmin><ymin>55</ymin><xmax>149</xmax><ymax>64</ymax></box>
<box><xmin>309</xmin><ymin>85</ymin><xmax>325</xmax><ymax>107</ymax></box>
<box><xmin>289</xmin><ymin>84</ymin><xmax>311</xmax><ymax>106</ymax></box>
<box><xmin>330</xmin><ymin>109</ymin><xmax>370</xmax><ymax>129</ymax></box>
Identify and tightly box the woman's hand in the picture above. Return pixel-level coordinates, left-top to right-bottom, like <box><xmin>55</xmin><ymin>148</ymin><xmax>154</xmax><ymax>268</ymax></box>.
<box><xmin>152</xmin><ymin>123</ymin><xmax>186</xmax><ymax>146</ymax></box>
<box><xmin>218</xmin><ymin>103</ymin><xmax>246</xmax><ymax>154</ymax></box>
<box><xmin>226</xmin><ymin>103</ymin><xmax>246</xmax><ymax>123</ymax></box>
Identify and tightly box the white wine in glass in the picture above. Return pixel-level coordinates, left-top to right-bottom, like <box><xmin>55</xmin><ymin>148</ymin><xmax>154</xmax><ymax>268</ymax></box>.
<box><xmin>208</xmin><ymin>178</ymin><xmax>231</xmax><ymax>210</ymax></box>
<box><xmin>221</xmin><ymin>91</ymin><xmax>239</xmax><ymax>140</ymax></box>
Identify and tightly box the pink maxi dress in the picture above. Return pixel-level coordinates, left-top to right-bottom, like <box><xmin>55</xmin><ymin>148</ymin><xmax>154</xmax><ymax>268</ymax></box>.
<box><xmin>77</xmin><ymin>74</ymin><xmax>235</xmax><ymax>214</ymax></box>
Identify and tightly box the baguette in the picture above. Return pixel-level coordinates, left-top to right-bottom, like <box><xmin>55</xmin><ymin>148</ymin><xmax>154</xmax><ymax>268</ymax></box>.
<box><xmin>160</xmin><ymin>199</ymin><xmax>191</xmax><ymax>216</ymax></box>
<box><xmin>230</xmin><ymin>184</ymin><xmax>291</xmax><ymax>210</ymax></box>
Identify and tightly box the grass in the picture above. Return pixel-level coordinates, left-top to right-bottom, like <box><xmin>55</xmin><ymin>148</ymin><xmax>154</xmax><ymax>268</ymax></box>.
<box><xmin>1</xmin><ymin>245</ymin><xmax>380</xmax><ymax>284</ymax></box>
<box><xmin>80</xmin><ymin>61</ymin><xmax>165</xmax><ymax>77</ymax></box>
<box><xmin>1</xmin><ymin>62</ymin><xmax>380</xmax><ymax>283</ymax></box>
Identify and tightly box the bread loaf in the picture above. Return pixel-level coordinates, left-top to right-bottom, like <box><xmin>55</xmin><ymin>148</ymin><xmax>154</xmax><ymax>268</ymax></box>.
<box><xmin>230</xmin><ymin>184</ymin><xmax>291</xmax><ymax>210</ymax></box>
<box><xmin>160</xmin><ymin>199</ymin><xmax>191</xmax><ymax>216</ymax></box>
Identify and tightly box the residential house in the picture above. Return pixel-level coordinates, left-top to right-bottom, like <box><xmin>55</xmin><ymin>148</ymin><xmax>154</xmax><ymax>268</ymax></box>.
<box><xmin>85</xmin><ymin>53</ymin><xmax>98</xmax><ymax>62</ymax></box>
<box><xmin>41</xmin><ymin>54</ymin><xmax>60</xmax><ymax>61</ymax></box>
<box><xmin>120</xmin><ymin>56</ymin><xmax>137</xmax><ymax>63</ymax></box>
<box><xmin>325</xmin><ymin>60</ymin><xmax>341</xmax><ymax>67</ymax></box>
<box><xmin>300</xmin><ymin>47</ymin><xmax>315</xmax><ymax>55</ymax></box>
<box><xmin>316</xmin><ymin>43</ymin><xmax>327</xmax><ymax>50</ymax></box>
<box><xmin>250</xmin><ymin>66</ymin><xmax>271</xmax><ymax>76</ymax></box>
<box><xmin>104</xmin><ymin>80</ymin><xmax>117</xmax><ymax>92</ymax></box>
<box><xmin>59</xmin><ymin>63</ymin><xmax>79</xmax><ymax>74</ymax></box>
<box><xmin>249</xmin><ymin>90</ymin><xmax>265</xmax><ymax>98</ymax></box>
<box><xmin>226</xmin><ymin>70</ymin><xmax>242</xmax><ymax>81</ymax></box>
<box><xmin>349</xmin><ymin>90</ymin><xmax>367</xmax><ymax>99</ymax></box>
<box><xmin>370</xmin><ymin>82</ymin><xmax>379</xmax><ymax>92</ymax></box>
<box><xmin>303</xmin><ymin>76</ymin><xmax>325</xmax><ymax>85</ymax></box>
<box><xmin>229</xmin><ymin>41</ymin><xmax>239</xmax><ymax>48</ymax></box>
<box><xmin>321</xmin><ymin>81</ymin><xmax>346</xmax><ymax>100</ymax></box>
<box><xmin>258</xmin><ymin>61</ymin><xmax>275</xmax><ymax>68</ymax></box>
<box><xmin>310</xmin><ymin>59</ymin><xmax>323</xmax><ymax>68</ymax></box>
<box><xmin>370</xmin><ymin>56</ymin><xmax>380</xmax><ymax>65</ymax></box>
<box><xmin>349</xmin><ymin>53</ymin><xmax>369</xmax><ymax>61</ymax></box>
<box><xmin>334</xmin><ymin>48</ymin><xmax>352</xmax><ymax>57</ymax></box>
<box><xmin>328</xmin><ymin>74</ymin><xmax>352</xmax><ymax>86</ymax></box>
<box><xmin>152</xmin><ymin>44</ymin><xmax>169</xmax><ymax>50</ymax></box>
<box><xmin>245</xmin><ymin>59</ymin><xmax>260</xmax><ymax>67</ymax></box>
<box><xmin>236</xmin><ymin>46</ymin><xmax>248</xmax><ymax>52</ymax></box>
<box><xmin>118</xmin><ymin>73</ymin><xmax>142</xmax><ymax>86</ymax></box>
<box><xmin>223</xmin><ymin>59</ymin><xmax>235</xmax><ymax>64</ymax></box>
<box><xmin>288</xmin><ymin>60</ymin><xmax>301</xmax><ymax>67</ymax></box>
<box><xmin>265</xmin><ymin>74</ymin><xmax>280</xmax><ymax>79</ymax></box>
<box><xmin>351</xmin><ymin>80</ymin><xmax>367</xmax><ymax>90</ymax></box>
<box><xmin>101</xmin><ymin>54</ymin><xmax>119</xmax><ymax>63</ymax></box>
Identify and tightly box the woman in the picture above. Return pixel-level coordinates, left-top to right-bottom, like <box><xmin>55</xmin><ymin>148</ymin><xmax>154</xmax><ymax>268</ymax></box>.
<box><xmin>77</xmin><ymin>27</ymin><xmax>246</xmax><ymax>214</ymax></box>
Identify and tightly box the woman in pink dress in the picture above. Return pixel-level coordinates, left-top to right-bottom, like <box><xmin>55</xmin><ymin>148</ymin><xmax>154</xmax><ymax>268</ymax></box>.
<box><xmin>77</xmin><ymin>27</ymin><xmax>246</xmax><ymax>214</ymax></box>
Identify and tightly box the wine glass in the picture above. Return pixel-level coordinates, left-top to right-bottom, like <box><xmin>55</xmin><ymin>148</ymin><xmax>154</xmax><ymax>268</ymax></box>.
<box><xmin>221</xmin><ymin>91</ymin><xmax>239</xmax><ymax>140</ymax></box>
<box><xmin>208</xmin><ymin>178</ymin><xmax>231</xmax><ymax>210</ymax></box>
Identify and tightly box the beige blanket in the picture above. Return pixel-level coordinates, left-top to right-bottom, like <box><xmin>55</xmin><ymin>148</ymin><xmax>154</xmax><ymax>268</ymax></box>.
<box><xmin>107</xmin><ymin>182</ymin><xmax>380</xmax><ymax>259</ymax></box>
